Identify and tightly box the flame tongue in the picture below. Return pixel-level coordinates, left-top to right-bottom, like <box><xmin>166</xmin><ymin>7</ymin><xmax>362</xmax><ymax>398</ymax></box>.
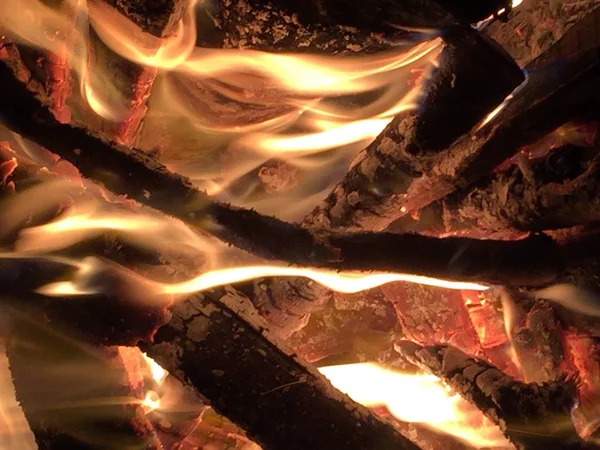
<box><xmin>319</xmin><ymin>363</ymin><xmax>512</xmax><ymax>448</ymax></box>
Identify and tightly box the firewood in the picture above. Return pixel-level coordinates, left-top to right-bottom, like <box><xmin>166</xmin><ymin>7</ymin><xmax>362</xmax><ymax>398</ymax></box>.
<box><xmin>80</xmin><ymin>0</ymin><xmax>188</xmax><ymax>146</ymax></box>
<box><xmin>218</xmin><ymin>0</ymin><xmax>510</xmax><ymax>36</ymax></box>
<box><xmin>391</xmin><ymin>15</ymin><xmax>600</xmax><ymax>222</ymax></box>
<box><xmin>394</xmin><ymin>341</ymin><xmax>593</xmax><ymax>450</ymax></box>
<box><xmin>250</xmin><ymin>25</ymin><xmax>523</xmax><ymax>337</ymax></box>
<box><xmin>104</xmin><ymin>0</ymin><xmax>187</xmax><ymax>38</ymax></box>
<box><xmin>484</xmin><ymin>0</ymin><xmax>600</xmax><ymax>67</ymax></box>
<box><xmin>303</xmin><ymin>27</ymin><xmax>524</xmax><ymax>233</ymax></box>
<box><xmin>0</xmin><ymin>47</ymin><xmax>569</xmax><ymax>289</ymax></box>
<box><xmin>0</xmin><ymin>145</ymin><xmax>429</xmax><ymax>450</ymax></box>
<box><xmin>441</xmin><ymin>145</ymin><xmax>600</xmax><ymax>235</ymax></box>
<box><xmin>14</xmin><ymin>0</ymin><xmax>77</xmax><ymax>123</ymax></box>
<box><xmin>142</xmin><ymin>288</ymin><xmax>424</xmax><ymax>450</ymax></box>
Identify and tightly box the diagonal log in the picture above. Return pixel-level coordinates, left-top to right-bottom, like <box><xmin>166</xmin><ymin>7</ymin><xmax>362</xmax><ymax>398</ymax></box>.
<box><xmin>394</xmin><ymin>341</ymin><xmax>593</xmax><ymax>450</ymax></box>
<box><xmin>0</xmin><ymin>44</ymin><xmax>567</xmax><ymax>289</ymax></box>
<box><xmin>440</xmin><ymin>144</ymin><xmax>600</xmax><ymax>236</ymax></box>
<box><xmin>391</xmin><ymin>12</ymin><xmax>600</xmax><ymax>223</ymax></box>
<box><xmin>0</xmin><ymin>145</ymin><xmax>426</xmax><ymax>450</ymax></box>
<box><xmin>304</xmin><ymin>26</ymin><xmax>524</xmax><ymax>233</ymax></box>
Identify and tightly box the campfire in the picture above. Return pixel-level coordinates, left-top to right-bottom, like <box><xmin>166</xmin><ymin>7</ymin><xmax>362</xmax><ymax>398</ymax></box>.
<box><xmin>1</xmin><ymin>0</ymin><xmax>600</xmax><ymax>448</ymax></box>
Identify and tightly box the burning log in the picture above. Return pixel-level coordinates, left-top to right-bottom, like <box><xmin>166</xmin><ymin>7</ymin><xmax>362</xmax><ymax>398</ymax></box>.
<box><xmin>484</xmin><ymin>0</ymin><xmax>600</xmax><ymax>67</ymax></box>
<box><xmin>0</xmin><ymin>48</ymin><xmax>573</xmax><ymax>289</ymax></box>
<box><xmin>218</xmin><ymin>0</ymin><xmax>511</xmax><ymax>38</ymax></box>
<box><xmin>440</xmin><ymin>144</ymin><xmax>600</xmax><ymax>235</ymax></box>
<box><xmin>81</xmin><ymin>0</ymin><xmax>189</xmax><ymax>145</ymax></box>
<box><xmin>104</xmin><ymin>0</ymin><xmax>187</xmax><ymax>37</ymax></box>
<box><xmin>304</xmin><ymin>27</ymin><xmax>524</xmax><ymax>232</ymax></box>
<box><xmin>0</xmin><ymin>144</ymin><xmax>431</xmax><ymax>450</ymax></box>
<box><xmin>392</xmin><ymin>17</ymin><xmax>600</xmax><ymax>221</ymax></box>
<box><xmin>143</xmin><ymin>288</ymin><xmax>425</xmax><ymax>450</ymax></box>
<box><xmin>394</xmin><ymin>341</ymin><xmax>590</xmax><ymax>450</ymax></box>
<box><xmin>13</xmin><ymin>0</ymin><xmax>77</xmax><ymax>123</ymax></box>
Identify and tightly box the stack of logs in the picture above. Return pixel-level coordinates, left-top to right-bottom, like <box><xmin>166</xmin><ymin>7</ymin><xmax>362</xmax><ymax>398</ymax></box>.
<box><xmin>2</xmin><ymin>0</ymin><xmax>600</xmax><ymax>449</ymax></box>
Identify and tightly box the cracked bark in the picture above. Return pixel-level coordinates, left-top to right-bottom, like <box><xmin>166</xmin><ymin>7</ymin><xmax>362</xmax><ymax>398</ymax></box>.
<box><xmin>303</xmin><ymin>27</ymin><xmax>524</xmax><ymax>233</ymax></box>
<box><xmin>142</xmin><ymin>289</ymin><xmax>424</xmax><ymax>450</ymax></box>
<box><xmin>394</xmin><ymin>342</ymin><xmax>592</xmax><ymax>450</ymax></box>
<box><xmin>0</xmin><ymin>51</ymin><xmax>568</xmax><ymax>288</ymax></box>
<box><xmin>0</xmin><ymin>143</ymin><xmax>430</xmax><ymax>450</ymax></box>
<box><xmin>440</xmin><ymin>145</ymin><xmax>600</xmax><ymax>235</ymax></box>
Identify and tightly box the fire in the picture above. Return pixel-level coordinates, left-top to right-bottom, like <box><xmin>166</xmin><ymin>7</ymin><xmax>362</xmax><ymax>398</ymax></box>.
<box><xmin>319</xmin><ymin>363</ymin><xmax>512</xmax><ymax>448</ymax></box>
<box><xmin>141</xmin><ymin>391</ymin><xmax>161</xmax><ymax>413</ymax></box>
<box><xmin>138</xmin><ymin>354</ymin><xmax>512</xmax><ymax>448</ymax></box>
<box><xmin>0</xmin><ymin>0</ymin><xmax>442</xmax><ymax>219</ymax></box>
<box><xmin>7</xmin><ymin>201</ymin><xmax>489</xmax><ymax>297</ymax></box>
<box><xmin>142</xmin><ymin>353</ymin><xmax>168</xmax><ymax>385</ymax></box>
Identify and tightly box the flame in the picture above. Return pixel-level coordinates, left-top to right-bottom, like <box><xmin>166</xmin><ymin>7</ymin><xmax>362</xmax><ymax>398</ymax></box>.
<box><xmin>0</xmin><ymin>342</ymin><xmax>36</xmax><ymax>449</ymax></box>
<box><xmin>142</xmin><ymin>353</ymin><xmax>167</xmax><ymax>385</ymax></box>
<box><xmin>5</xmin><ymin>195</ymin><xmax>489</xmax><ymax>298</ymax></box>
<box><xmin>141</xmin><ymin>390</ymin><xmax>161</xmax><ymax>413</ymax></box>
<box><xmin>0</xmin><ymin>0</ymin><xmax>442</xmax><ymax>220</ymax></box>
<box><xmin>320</xmin><ymin>363</ymin><xmax>512</xmax><ymax>448</ymax></box>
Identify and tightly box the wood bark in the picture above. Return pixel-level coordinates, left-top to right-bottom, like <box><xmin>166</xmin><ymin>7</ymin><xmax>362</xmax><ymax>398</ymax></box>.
<box><xmin>390</xmin><ymin>17</ymin><xmax>600</xmax><ymax>222</ymax></box>
<box><xmin>0</xmin><ymin>47</ymin><xmax>572</xmax><ymax>289</ymax></box>
<box><xmin>79</xmin><ymin>0</ymin><xmax>188</xmax><ymax>146</ymax></box>
<box><xmin>0</xmin><ymin>143</ymin><xmax>429</xmax><ymax>450</ymax></box>
<box><xmin>14</xmin><ymin>0</ymin><xmax>77</xmax><ymax>124</ymax></box>
<box><xmin>394</xmin><ymin>341</ymin><xmax>593</xmax><ymax>450</ymax></box>
<box><xmin>303</xmin><ymin>27</ymin><xmax>524</xmax><ymax>233</ymax></box>
<box><xmin>6</xmin><ymin>318</ymin><xmax>162</xmax><ymax>450</ymax></box>
<box><xmin>484</xmin><ymin>0</ymin><xmax>600</xmax><ymax>67</ymax></box>
<box><xmin>441</xmin><ymin>145</ymin><xmax>600</xmax><ymax>235</ymax></box>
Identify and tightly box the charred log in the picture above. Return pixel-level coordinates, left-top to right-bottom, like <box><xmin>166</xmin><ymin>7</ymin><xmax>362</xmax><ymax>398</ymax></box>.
<box><xmin>78</xmin><ymin>0</ymin><xmax>188</xmax><ymax>146</ymax></box>
<box><xmin>441</xmin><ymin>145</ymin><xmax>600</xmax><ymax>235</ymax></box>
<box><xmin>142</xmin><ymin>288</ymin><xmax>423</xmax><ymax>450</ymax></box>
<box><xmin>0</xmin><ymin>49</ymin><xmax>571</xmax><ymax>289</ymax></box>
<box><xmin>0</xmin><ymin>144</ymin><xmax>428</xmax><ymax>450</ymax></box>
<box><xmin>394</xmin><ymin>341</ymin><xmax>591</xmax><ymax>450</ymax></box>
<box><xmin>484</xmin><ymin>0</ymin><xmax>600</xmax><ymax>67</ymax></box>
<box><xmin>14</xmin><ymin>0</ymin><xmax>76</xmax><ymax>123</ymax></box>
<box><xmin>304</xmin><ymin>27</ymin><xmax>524</xmax><ymax>232</ymax></box>
<box><xmin>392</xmin><ymin>15</ymin><xmax>600</xmax><ymax>221</ymax></box>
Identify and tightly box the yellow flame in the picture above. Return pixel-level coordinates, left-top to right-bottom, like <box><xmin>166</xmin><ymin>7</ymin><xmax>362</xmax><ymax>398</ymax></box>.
<box><xmin>141</xmin><ymin>390</ymin><xmax>161</xmax><ymax>413</ymax></box>
<box><xmin>0</xmin><ymin>0</ymin><xmax>442</xmax><ymax>215</ymax></box>
<box><xmin>239</xmin><ymin>118</ymin><xmax>392</xmax><ymax>154</ymax></box>
<box><xmin>142</xmin><ymin>353</ymin><xmax>168</xmax><ymax>385</ymax></box>
<box><xmin>319</xmin><ymin>363</ymin><xmax>512</xmax><ymax>448</ymax></box>
<box><xmin>15</xmin><ymin>204</ymin><xmax>488</xmax><ymax>298</ymax></box>
<box><xmin>158</xmin><ymin>266</ymin><xmax>488</xmax><ymax>295</ymax></box>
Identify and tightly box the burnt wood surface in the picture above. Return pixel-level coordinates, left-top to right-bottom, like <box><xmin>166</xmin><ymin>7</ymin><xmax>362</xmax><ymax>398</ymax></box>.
<box><xmin>303</xmin><ymin>27</ymin><xmax>524</xmax><ymax>232</ymax></box>
<box><xmin>0</xmin><ymin>144</ymin><xmax>427</xmax><ymax>450</ymax></box>
<box><xmin>0</xmin><ymin>45</ymin><xmax>570</xmax><ymax>289</ymax></box>
<box><xmin>143</xmin><ymin>289</ymin><xmax>423</xmax><ymax>450</ymax></box>
<box><xmin>484</xmin><ymin>0</ymin><xmax>600</xmax><ymax>67</ymax></box>
<box><xmin>394</xmin><ymin>341</ymin><xmax>593</xmax><ymax>450</ymax></box>
<box><xmin>391</xmin><ymin>21</ymin><xmax>600</xmax><ymax>221</ymax></box>
<box><xmin>440</xmin><ymin>145</ymin><xmax>600</xmax><ymax>235</ymax></box>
